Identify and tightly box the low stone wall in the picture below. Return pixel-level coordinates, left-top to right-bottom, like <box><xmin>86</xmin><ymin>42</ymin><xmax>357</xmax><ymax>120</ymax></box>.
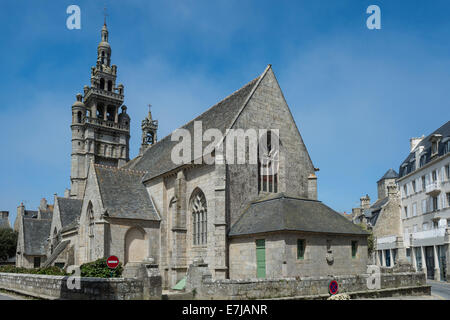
<box><xmin>0</xmin><ymin>273</ymin><xmax>144</xmax><ymax>300</ymax></box>
<box><xmin>0</xmin><ymin>263</ymin><xmax>162</xmax><ymax>300</ymax></box>
<box><xmin>186</xmin><ymin>264</ymin><xmax>429</xmax><ymax>300</ymax></box>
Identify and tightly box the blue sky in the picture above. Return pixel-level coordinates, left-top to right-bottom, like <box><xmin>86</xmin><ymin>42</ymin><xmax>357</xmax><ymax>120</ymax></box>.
<box><xmin>1</xmin><ymin>0</ymin><xmax>449</xmax><ymax>226</ymax></box>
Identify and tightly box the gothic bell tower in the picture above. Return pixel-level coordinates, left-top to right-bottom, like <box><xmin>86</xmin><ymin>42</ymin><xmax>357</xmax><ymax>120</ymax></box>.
<box><xmin>70</xmin><ymin>22</ymin><xmax>131</xmax><ymax>199</ymax></box>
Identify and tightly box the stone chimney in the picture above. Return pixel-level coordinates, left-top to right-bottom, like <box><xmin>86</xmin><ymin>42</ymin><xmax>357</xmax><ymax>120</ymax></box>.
<box><xmin>360</xmin><ymin>194</ymin><xmax>370</xmax><ymax>210</ymax></box>
<box><xmin>387</xmin><ymin>185</ymin><xmax>398</xmax><ymax>198</ymax></box>
<box><xmin>307</xmin><ymin>174</ymin><xmax>317</xmax><ymax>200</ymax></box>
<box><xmin>410</xmin><ymin>136</ymin><xmax>424</xmax><ymax>152</ymax></box>
<box><xmin>0</xmin><ymin>211</ymin><xmax>8</xmax><ymax>219</ymax></box>
<box><xmin>14</xmin><ymin>203</ymin><xmax>25</xmax><ymax>232</ymax></box>
<box><xmin>39</xmin><ymin>198</ymin><xmax>48</xmax><ymax>211</ymax></box>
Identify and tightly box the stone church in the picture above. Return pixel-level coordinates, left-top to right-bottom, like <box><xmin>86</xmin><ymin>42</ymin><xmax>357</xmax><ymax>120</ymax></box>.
<box><xmin>16</xmin><ymin>22</ymin><xmax>369</xmax><ymax>288</ymax></box>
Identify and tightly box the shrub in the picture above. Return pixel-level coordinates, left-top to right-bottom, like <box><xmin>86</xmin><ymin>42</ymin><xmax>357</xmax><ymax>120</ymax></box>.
<box><xmin>0</xmin><ymin>265</ymin><xmax>67</xmax><ymax>276</ymax></box>
<box><xmin>80</xmin><ymin>258</ymin><xmax>123</xmax><ymax>278</ymax></box>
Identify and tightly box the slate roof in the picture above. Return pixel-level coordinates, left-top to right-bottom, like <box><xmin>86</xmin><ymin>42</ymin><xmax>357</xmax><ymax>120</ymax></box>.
<box><xmin>95</xmin><ymin>165</ymin><xmax>160</xmax><ymax>221</ymax></box>
<box><xmin>24</xmin><ymin>210</ymin><xmax>38</xmax><ymax>218</ymax></box>
<box><xmin>377</xmin><ymin>169</ymin><xmax>398</xmax><ymax>182</ymax></box>
<box><xmin>23</xmin><ymin>218</ymin><xmax>51</xmax><ymax>256</ymax></box>
<box><xmin>39</xmin><ymin>207</ymin><xmax>53</xmax><ymax>220</ymax></box>
<box><xmin>229</xmin><ymin>194</ymin><xmax>369</xmax><ymax>237</ymax></box>
<box><xmin>399</xmin><ymin>120</ymin><xmax>450</xmax><ymax>178</ymax></box>
<box><xmin>56</xmin><ymin>197</ymin><xmax>82</xmax><ymax>229</ymax></box>
<box><xmin>125</xmin><ymin>75</ymin><xmax>262</xmax><ymax>180</ymax></box>
<box><xmin>369</xmin><ymin>197</ymin><xmax>389</xmax><ymax>213</ymax></box>
<box><xmin>61</xmin><ymin>220</ymin><xmax>79</xmax><ymax>233</ymax></box>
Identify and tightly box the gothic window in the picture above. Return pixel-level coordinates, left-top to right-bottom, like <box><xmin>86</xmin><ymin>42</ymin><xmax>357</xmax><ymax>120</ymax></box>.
<box><xmin>100</xmin><ymin>78</ymin><xmax>105</xmax><ymax>90</ymax></box>
<box><xmin>77</xmin><ymin>111</ymin><xmax>82</xmax><ymax>123</ymax></box>
<box><xmin>107</xmin><ymin>80</ymin><xmax>112</xmax><ymax>92</ymax></box>
<box><xmin>258</xmin><ymin>130</ymin><xmax>279</xmax><ymax>193</ymax></box>
<box><xmin>191</xmin><ymin>189</ymin><xmax>207</xmax><ymax>246</ymax></box>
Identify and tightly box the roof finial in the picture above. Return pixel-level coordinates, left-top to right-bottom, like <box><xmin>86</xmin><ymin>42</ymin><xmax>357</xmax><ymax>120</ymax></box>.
<box><xmin>148</xmin><ymin>104</ymin><xmax>153</xmax><ymax>120</ymax></box>
<box><xmin>103</xmin><ymin>6</ymin><xmax>108</xmax><ymax>26</ymax></box>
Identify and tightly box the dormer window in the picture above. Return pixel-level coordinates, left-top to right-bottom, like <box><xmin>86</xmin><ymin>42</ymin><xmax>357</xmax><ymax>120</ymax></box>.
<box><xmin>419</xmin><ymin>154</ymin><xmax>427</xmax><ymax>167</ymax></box>
<box><xmin>430</xmin><ymin>134</ymin><xmax>443</xmax><ymax>157</ymax></box>
<box><xmin>432</xmin><ymin>142</ymin><xmax>438</xmax><ymax>155</ymax></box>
<box><xmin>443</xmin><ymin>138</ymin><xmax>450</xmax><ymax>154</ymax></box>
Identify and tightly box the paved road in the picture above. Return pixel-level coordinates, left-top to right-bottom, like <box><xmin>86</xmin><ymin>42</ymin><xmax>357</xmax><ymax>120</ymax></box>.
<box><xmin>0</xmin><ymin>293</ymin><xmax>18</xmax><ymax>300</ymax></box>
<box><xmin>428</xmin><ymin>280</ymin><xmax>450</xmax><ymax>300</ymax></box>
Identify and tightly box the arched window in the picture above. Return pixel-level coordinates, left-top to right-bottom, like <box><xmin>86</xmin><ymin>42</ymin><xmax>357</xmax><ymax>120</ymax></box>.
<box><xmin>100</xmin><ymin>78</ymin><xmax>105</xmax><ymax>90</ymax></box>
<box><xmin>191</xmin><ymin>189</ymin><xmax>207</xmax><ymax>245</ymax></box>
<box><xmin>258</xmin><ymin>130</ymin><xmax>279</xmax><ymax>193</ymax></box>
<box><xmin>107</xmin><ymin>80</ymin><xmax>113</xmax><ymax>92</ymax></box>
<box><xmin>77</xmin><ymin>111</ymin><xmax>82</xmax><ymax>123</ymax></box>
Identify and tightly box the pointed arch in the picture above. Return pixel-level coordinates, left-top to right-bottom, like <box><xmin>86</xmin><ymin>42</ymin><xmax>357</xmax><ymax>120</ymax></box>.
<box><xmin>190</xmin><ymin>188</ymin><xmax>207</xmax><ymax>245</ymax></box>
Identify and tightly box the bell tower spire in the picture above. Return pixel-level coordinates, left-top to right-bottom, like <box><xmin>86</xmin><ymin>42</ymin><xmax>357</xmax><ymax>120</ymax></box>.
<box><xmin>69</xmin><ymin>20</ymin><xmax>131</xmax><ymax>199</ymax></box>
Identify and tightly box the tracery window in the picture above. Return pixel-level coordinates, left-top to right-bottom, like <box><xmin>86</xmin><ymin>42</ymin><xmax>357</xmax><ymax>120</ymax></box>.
<box><xmin>258</xmin><ymin>130</ymin><xmax>279</xmax><ymax>193</ymax></box>
<box><xmin>191</xmin><ymin>190</ymin><xmax>207</xmax><ymax>245</ymax></box>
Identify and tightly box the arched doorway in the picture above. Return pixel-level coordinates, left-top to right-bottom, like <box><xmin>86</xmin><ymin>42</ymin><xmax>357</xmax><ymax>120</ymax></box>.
<box><xmin>125</xmin><ymin>227</ymin><xmax>147</xmax><ymax>264</ymax></box>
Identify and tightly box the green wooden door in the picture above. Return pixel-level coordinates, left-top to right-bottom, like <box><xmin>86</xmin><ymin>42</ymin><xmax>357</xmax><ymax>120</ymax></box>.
<box><xmin>256</xmin><ymin>239</ymin><xmax>266</xmax><ymax>278</ymax></box>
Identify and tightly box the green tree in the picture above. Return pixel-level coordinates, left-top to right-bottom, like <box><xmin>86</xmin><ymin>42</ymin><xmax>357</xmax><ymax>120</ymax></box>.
<box><xmin>357</xmin><ymin>223</ymin><xmax>374</xmax><ymax>257</ymax></box>
<box><xmin>0</xmin><ymin>229</ymin><xmax>18</xmax><ymax>261</ymax></box>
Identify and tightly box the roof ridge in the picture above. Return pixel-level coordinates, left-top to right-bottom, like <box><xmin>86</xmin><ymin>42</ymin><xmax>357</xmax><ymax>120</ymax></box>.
<box><xmin>252</xmin><ymin>193</ymin><xmax>320</xmax><ymax>204</ymax></box>
<box><xmin>94</xmin><ymin>163</ymin><xmax>148</xmax><ymax>175</ymax></box>
<box><xmin>138</xmin><ymin>74</ymin><xmax>262</xmax><ymax>160</ymax></box>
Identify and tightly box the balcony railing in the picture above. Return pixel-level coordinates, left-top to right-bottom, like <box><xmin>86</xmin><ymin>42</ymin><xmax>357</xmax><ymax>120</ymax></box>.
<box><xmin>412</xmin><ymin>227</ymin><xmax>446</xmax><ymax>240</ymax></box>
<box><xmin>425</xmin><ymin>181</ymin><xmax>441</xmax><ymax>196</ymax></box>
<box><xmin>85</xmin><ymin>87</ymin><xmax>124</xmax><ymax>101</ymax></box>
<box><xmin>85</xmin><ymin>117</ymin><xmax>129</xmax><ymax>131</ymax></box>
<box><xmin>377</xmin><ymin>235</ymin><xmax>397</xmax><ymax>245</ymax></box>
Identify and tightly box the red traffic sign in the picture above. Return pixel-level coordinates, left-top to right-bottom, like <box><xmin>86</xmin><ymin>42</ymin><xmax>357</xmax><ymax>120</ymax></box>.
<box><xmin>106</xmin><ymin>255</ymin><xmax>119</xmax><ymax>269</ymax></box>
<box><xmin>329</xmin><ymin>280</ymin><xmax>339</xmax><ymax>295</ymax></box>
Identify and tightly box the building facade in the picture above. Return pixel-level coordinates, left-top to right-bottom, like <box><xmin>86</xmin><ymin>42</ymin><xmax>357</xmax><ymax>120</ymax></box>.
<box><xmin>15</xmin><ymin>22</ymin><xmax>369</xmax><ymax>288</ymax></box>
<box><xmin>352</xmin><ymin>169</ymin><xmax>407</xmax><ymax>267</ymax></box>
<box><xmin>397</xmin><ymin>121</ymin><xmax>450</xmax><ymax>281</ymax></box>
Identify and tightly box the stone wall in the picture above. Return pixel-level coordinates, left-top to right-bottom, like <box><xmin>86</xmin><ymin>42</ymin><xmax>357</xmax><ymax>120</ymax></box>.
<box><xmin>229</xmin><ymin>232</ymin><xmax>368</xmax><ymax>279</ymax></box>
<box><xmin>0</xmin><ymin>263</ymin><xmax>162</xmax><ymax>300</ymax></box>
<box><xmin>186</xmin><ymin>263</ymin><xmax>428</xmax><ymax>300</ymax></box>
<box><xmin>0</xmin><ymin>273</ymin><xmax>143</xmax><ymax>300</ymax></box>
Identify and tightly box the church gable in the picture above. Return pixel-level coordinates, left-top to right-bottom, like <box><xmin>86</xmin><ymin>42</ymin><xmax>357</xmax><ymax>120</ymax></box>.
<box><xmin>226</xmin><ymin>66</ymin><xmax>316</xmax><ymax>225</ymax></box>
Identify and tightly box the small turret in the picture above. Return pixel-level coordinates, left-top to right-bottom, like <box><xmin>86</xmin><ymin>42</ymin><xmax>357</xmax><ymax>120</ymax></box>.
<box><xmin>140</xmin><ymin>104</ymin><xmax>158</xmax><ymax>155</ymax></box>
<box><xmin>72</xmin><ymin>93</ymin><xmax>86</xmax><ymax>124</ymax></box>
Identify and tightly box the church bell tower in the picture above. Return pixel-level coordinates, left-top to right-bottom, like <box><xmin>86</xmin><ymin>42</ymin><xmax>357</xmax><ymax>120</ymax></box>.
<box><xmin>139</xmin><ymin>105</ymin><xmax>158</xmax><ymax>155</ymax></box>
<box><xmin>70</xmin><ymin>22</ymin><xmax>130</xmax><ymax>199</ymax></box>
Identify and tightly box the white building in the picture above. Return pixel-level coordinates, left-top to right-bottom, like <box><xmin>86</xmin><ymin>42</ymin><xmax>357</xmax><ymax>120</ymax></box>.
<box><xmin>397</xmin><ymin>121</ymin><xmax>450</xmax><ymax>281</ymax></box>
